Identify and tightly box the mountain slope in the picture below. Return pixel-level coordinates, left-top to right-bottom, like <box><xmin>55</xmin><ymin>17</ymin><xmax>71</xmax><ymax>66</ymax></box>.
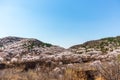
<box><xmin>0</xmin><ymin>36</ymin><xmax>120</xmax><ymax>66</ymax></box>
<box><xmin>0</xmin><ymin>36</ymin><xmax>24</xmax><ymax>46</ymax></box>
<box><xmin>0</xmin><ymin>36</ymin><xmax>65</xmax><ymax>61</ymax></box>
<box><xmin>0</xmin><ymin>36</ymin><xmax>120</xmax><ymax>80</ymax></box>
<box><xmin>70</xmin><ymin>36</ymin><xmax>120</xmax><ymax>54</ymax></box>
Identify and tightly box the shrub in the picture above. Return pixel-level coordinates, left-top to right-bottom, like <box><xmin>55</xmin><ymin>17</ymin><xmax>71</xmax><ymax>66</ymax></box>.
<box><xmin>95</xmin><ymin>58</ymin><xmax>120</xmax><ymax>80</ymax></box>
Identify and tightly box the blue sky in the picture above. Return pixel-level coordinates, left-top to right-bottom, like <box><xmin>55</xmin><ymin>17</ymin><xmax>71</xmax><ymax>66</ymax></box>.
<box><xmin>0</xmin><ymin>0</ymin><xmax>120</xmax><ymax>48</ymax></box>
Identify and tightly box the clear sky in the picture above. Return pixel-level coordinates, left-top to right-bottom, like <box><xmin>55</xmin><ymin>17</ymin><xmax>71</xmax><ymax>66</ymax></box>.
<box><xmin>0</xmin><ymin>0</ymin><xmax>120</xmax><ymax>48</ymax></box>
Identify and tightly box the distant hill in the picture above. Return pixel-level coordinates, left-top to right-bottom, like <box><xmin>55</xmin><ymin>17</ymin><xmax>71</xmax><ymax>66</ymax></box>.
<box><xmin>70</xmin><ymin>36</ymin><xmax>120</xmax><ymax>54</ymax></box>
<box><xmin>0</xmin><ymin>36</ymin><xmax>65</xmax><ymax>61</ymax></box>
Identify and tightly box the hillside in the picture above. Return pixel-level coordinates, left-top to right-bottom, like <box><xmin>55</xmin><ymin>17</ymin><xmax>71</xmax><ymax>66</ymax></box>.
<box><xmin>0</xmin><ymin>36</ymin><xmax>120</xmax><ymax>80</ymax></box>
<box><xmin>70</xmin><ymin>36</ymin><xmax>120</xmax><ymax>54</ymax></box>
<box><xmin>0</xmin><ymin>36</ymin><xmax>65</xmax><ymax>62</ymax></box>
<box><xmin>0</xmin><ymin>36</ymin><xmax>120</xmax><ymax>64</ymax></box>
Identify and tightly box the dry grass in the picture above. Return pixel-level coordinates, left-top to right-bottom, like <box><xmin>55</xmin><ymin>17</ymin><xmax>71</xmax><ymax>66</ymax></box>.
<box><xmin>0</xmin><ymin>63</ymin><xmax>105</xmax><ymax>80</ymax></box>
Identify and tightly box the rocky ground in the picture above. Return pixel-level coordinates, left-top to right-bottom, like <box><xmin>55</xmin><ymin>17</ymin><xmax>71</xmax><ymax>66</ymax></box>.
<box><xmin>0</xmin><ymin>36</ymin><xmax>120</xmax><ymax>80</ymax></box>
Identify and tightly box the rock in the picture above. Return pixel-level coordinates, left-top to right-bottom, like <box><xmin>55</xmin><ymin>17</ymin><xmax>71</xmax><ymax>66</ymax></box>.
<box><xmin>67</xmin><ymin>64</ymin><xmax>74</xmax><ymax>68</ymax></box>
<box><xmin>0</xmin><ymin>57</ymin><xmax>4</xmax><ymax>62</ymax></box>
<box><xmin>11</xmin><ymin>58</ymin><xmax>18</xmax><ymax>62</ymax></box>
<box><xmin>90</xmin><ymin>60</ymin><xmax>101</xmax><ymax>67</ymax></box>
<box><xmin>53</xmin><ymin>67</ymin><xmax>61</xmax><ymax>74</ymax></box>
<box><xmin>87</xmin><ymin>51</ymin><xmax>102</xmax><ymax>55</ymax></box>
